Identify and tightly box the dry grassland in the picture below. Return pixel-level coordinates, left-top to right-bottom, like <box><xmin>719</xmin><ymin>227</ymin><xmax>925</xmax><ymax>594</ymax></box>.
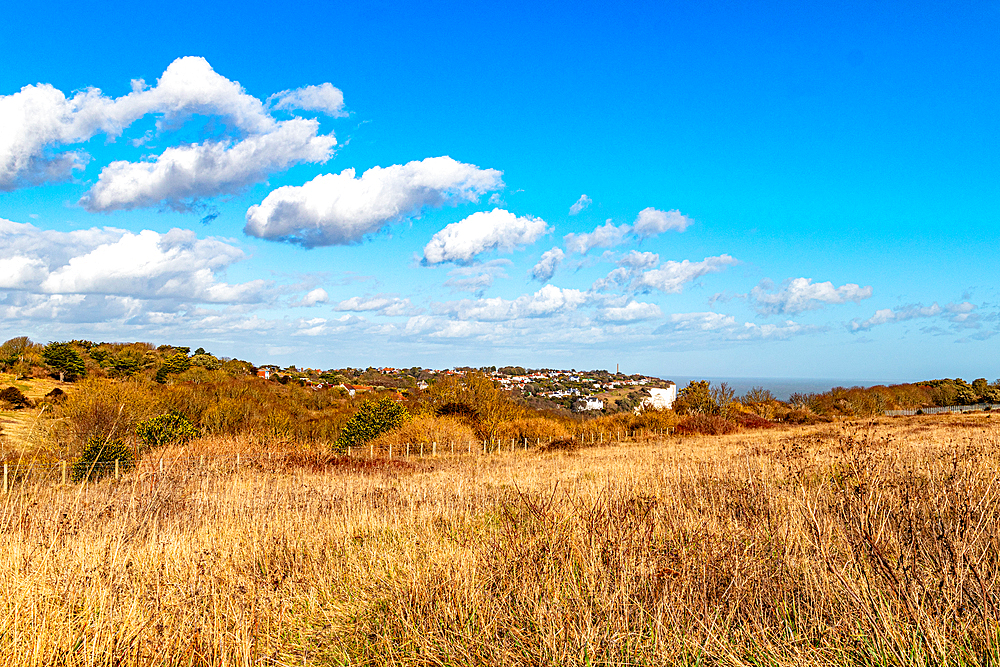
<box><xmin>2</xmin><ymin>414</ymin><xmax>999</xmax><ymax>666</ymax></box>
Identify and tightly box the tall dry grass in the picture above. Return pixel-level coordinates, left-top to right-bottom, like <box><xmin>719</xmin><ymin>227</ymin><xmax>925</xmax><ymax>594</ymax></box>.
<box><xmin>2</xmin><ymin>414</ymin><xmax>999</xmax><ymax>665</ymax></box>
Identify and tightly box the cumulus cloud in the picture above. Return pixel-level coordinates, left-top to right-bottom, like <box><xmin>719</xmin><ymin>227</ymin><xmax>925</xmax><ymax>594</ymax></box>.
<box><xmin>422</xmin><ymin>208</ymin><xmax>548</xmax><ymax>264</ymax></box>
<box><xmin>0</xmin><ymin>217</ymin><xmax>264</xmax><ymax>304</ymax></box>
<box><xmin>83</xmin><ymin>119</ymin><xmax>335</xmax><ymax>212</ymax></box>
<box><xmin>633</xmin><ymin>208</ymin><xmax>692</xmax><ymax>237</ymax></box>
<box><xmin>436</xmin><ymin>284</ymin><xmax>588</xmax><ymax>321</ymax></box>
<box><xmin>751</xmin><ymin>277</ymin><xmax>873</xmax><ymax>315</ymax></box>
<box><xmin>270</xmin><ymin>83</ymin><xmax>346</xmax><ymax>116</ymax></box>
<box><xmin>659</xmin><ymin>311</ymin><xmax>810</xmax><ymax>340</ymax></box>
<box><xmin>569</xmin><ymin>194</ymin><xmax>592</xmax><ymax>215</ymax></box>
<box><xmin>847</xmin><ymin>301</ymin><xmax>982</xmax><ymax>332</ymax></box>
<box><xmin>334</xmin><ymin>294</ymin><xmax>415</xmax><ymax>316</ymax></box>
<box><xmin>530</xmin><ymin>247</ymin><xmax>565</xmax><ymax>282</ymax></box>
<box><xmin>298</xmin><ymin>288</ymin><xmax>329</xmax><ymax>306</ymax></box>
<box><xmin>599</xmin><ymin>300</ymin><xmax>662</xmax><ymax>322</ymax></box>
<box><xmin>563</xmin><ymin>221</ymin><xmax>631</xmax><ymax>254</ymax></box>
<box><xmin>1</xmin><ymin>56</ymin><xmax>342</xmax><ymax>197</ymax></box>
<box><xmin>634</xmin><ymin>255</ymin><xmax>738</xmax><ymax>293</ymax></box>
<box><xmin>618</xmin><ymin>250</ymin><xmax>659</xmax><ymax>269</ymax></box>
<box><xmin>245</xmin><ymin>157</ymin><xmax>503</xmax><ymax>247</ymax></box>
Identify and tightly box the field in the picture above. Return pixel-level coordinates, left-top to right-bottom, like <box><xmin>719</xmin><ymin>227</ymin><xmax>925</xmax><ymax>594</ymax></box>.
<box><xmin>2</xmin><ymin>412</ymin><xmax>999</xmax><ymax>666</ymax></box>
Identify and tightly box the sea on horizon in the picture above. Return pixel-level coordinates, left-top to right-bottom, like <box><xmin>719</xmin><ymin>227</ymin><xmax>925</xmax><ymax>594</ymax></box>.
<box><xmin>657</xmin><ymin>376</ymin><xmax>915</xmax><ymax>402</ymax></box>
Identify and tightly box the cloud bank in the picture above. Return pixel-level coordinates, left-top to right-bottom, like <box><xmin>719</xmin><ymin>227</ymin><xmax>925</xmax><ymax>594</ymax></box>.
<box><xmin>1</xmin><ymin>57</ymin><xmax>343</xmax><ymax>208</ymax></box>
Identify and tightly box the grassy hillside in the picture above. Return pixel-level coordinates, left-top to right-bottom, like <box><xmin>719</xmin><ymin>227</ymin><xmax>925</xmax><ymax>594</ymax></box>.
<box><xmin>2</xmin><ymin>414</ymin><xmax>999</xmax><ymax>665</ymax></box>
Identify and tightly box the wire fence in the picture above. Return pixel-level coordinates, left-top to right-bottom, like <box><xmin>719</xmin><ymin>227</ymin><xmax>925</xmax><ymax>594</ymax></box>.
<box><xmin>884</xmin><ymin>404</ymin><xmax>1000</xmax><ymax>416</ymax></box>
<box><xmin>1</xmin><ymin>428</ymin><xmax>674</xmax><ymax>493</ymax></box>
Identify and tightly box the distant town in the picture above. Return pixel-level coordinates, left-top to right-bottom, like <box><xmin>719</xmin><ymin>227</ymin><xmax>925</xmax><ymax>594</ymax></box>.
<box><xmin>254</xmin><ymin>363</ymin><xmax>677</xmax><ymax>414</ymax></box>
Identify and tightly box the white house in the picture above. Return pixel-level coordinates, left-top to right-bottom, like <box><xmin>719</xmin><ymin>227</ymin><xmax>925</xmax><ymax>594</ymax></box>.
<box><xmin>640</xmin><ymin>384</ymin><xmax>677</xmax><ymax>410</ymax></box>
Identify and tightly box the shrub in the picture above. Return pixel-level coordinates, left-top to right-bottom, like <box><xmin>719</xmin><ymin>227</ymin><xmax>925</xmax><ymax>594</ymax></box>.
<box><xmin>56</xmin><ymin>378</ymin><xmax>164</xmax><ymax>445</ymax></box>
<box><xmin>71</xmin><ymin>436</ymin><xmax>135</xmax><ymax>482</ymax></box>
<box><xmin>368</xmin><ymin>414</ymin><xmax>477</xmax><ymax>452</ymax></box>
<box><xmin>540</xmin><ymin>437</ymin><xmax>580</xmax><ymax>452</ymax></box>
<box><xmin>136</xmin><ymin>412</ymin><xmax>199</xmax><ymax>449</ymax></box>
<box><xmin>0</xmin><ymin>386</ymin><xmax>31</xmax><ymax>409</ymax></box>
<box><xmin>335</xmin><ymin>397</ymin><xmax>411</xmax><ymax>452</ymax></box>
<box><xmin>734</xmin><ymin>413</ymin><xmax>778</xmax><ymax>429</ymax></box>
<box><xmin>675</xmin><ymin>414</ymin><xmax>738</xmax><ymax>435</ymax></box>
<box><xmin>44</xmin><ymin>387</ymin><xmax>66</xmax><ymax>402</ymax></box>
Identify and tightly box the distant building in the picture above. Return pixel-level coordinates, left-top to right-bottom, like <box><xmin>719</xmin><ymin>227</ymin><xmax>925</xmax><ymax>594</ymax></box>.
<box><xmin>640</xmin><ymin>384</ymin><xmax>677</xmax><ymax>410</ymax></box>
<box><xmin>573</xmin><ymin>397</ymin><xmax>605</xmax><ymax>411</ymax></box>
<box><xmin>256</xmin><ymin>369</ymin><xmax>270</xmax><ymax>380</ymax></box>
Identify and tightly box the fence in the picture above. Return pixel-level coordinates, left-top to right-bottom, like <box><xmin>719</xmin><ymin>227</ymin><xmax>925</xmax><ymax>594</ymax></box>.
<box><xmin>884</xmin><ymin>403</ymin><xmax>1000</xmax><ymax>416</ymax></box>
<box><xmin>1</xmin><ymin>427</ymin><xmax>674</xmax><ymax>493</ymax></box>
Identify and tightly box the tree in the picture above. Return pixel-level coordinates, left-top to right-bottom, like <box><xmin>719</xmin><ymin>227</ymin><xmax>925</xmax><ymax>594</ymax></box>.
<box><xmin>335</xmin><ymin>397</ymin><xmax>411</xmax><ymax>452</ymax></box>
<box><xmin>742</xmin><ymin>386</ymin><xmax>778</xmax><ymax>419</ymax></box>
<box><xmin>43</xmin><ymin>342</ymin><xmax>85</xmax><ymax>382</ymax></box>
<box><xmin>673</xmin><ymin>380</ymin><xmax>718</xmax><ymax>415</ymax></box>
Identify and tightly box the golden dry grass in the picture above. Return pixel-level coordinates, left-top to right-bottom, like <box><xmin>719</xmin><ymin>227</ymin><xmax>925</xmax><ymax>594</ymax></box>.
<box><xmin>2</xmin><ymin>414</ymin><xmax>1000</xmax><ymax>665</ymax></box>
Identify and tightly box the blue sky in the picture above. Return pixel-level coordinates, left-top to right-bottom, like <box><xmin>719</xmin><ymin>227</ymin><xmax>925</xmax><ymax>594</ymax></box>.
<box><xmin>0</xmin><ymin>0</ymin><xmax>997</xmax><ymax>380</ymax></box>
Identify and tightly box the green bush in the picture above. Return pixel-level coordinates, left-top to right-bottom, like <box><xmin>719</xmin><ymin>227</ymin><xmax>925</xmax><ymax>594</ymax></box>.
<box><xmin>135</xmin><ymin>412</ymin><xmax>199</xmax><ymax>449</ymax></box>
<box><xmin>72</xmin><ymin>436</ymin><xmax>135</xmax><ymax>482</ymax></box>
<box><xmin>335</xmin><ymin>396</ymin><xmax>411</xmax><ymax>452</ymax></box>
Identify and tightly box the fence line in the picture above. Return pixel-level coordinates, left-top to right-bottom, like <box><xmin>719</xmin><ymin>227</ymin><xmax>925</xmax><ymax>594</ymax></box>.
<box><xmin>884</xmin><ymin>403</ymin><xmax>1000</xmax><ymax>416</ymax></box>
<box><xmin>1</xmin><ymin>427</ymin><xmax>675</xmax><ymax>492</ymax></box>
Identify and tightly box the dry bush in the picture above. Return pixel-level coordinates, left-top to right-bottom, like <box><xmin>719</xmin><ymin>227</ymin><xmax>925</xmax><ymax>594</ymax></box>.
<box><xmin>497</xmin><ymin>416</ymin><xmax>570</xmax><ymax>442</ymax></box>
<box><xmin>734</xmin><ymin>412</ymin><xmax>779</xmax><ymax>429</ymax></box>
<box><xmin>368</xmin><ymin>414</ymin><xmax>477</xmax><ymax>451</ymax></box>
<box><xmin>675</xmin><ymin>413</ymin><xmax>738</xmax><ymax>435</ymax></box>
<box><xmin>538</xmin><ymin>436</ymin><xmax>580</xmax><ymax>452</ymax></box>
<box><xmin>54</xmin><ymin>377</ymin><xmax>164</xmax><ymax>448</ymax></box>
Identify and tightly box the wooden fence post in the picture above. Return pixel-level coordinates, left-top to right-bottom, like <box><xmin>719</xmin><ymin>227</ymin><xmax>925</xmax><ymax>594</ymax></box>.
<box><xmin>3</xmin><ymin>463</ymin><xmax>7</xmax><ymax>494</ymax></box>
<box><xmin>115</xmin><ymin>459</ymin><xmax>120</xmax><ymax>480</ymax></box>
<box><xmin>433</xmin><ymin>441</ymin><xmax>437</xmax><ymax>457</ymax></box>
<box><xmin>61</xmin><ymin>460</ymin><xmax>67</xmax><ymax>485</ymax></box>
<box><xmin>388</xmin><ymin>444</ymin><xmax>392</xmax><ymax>459</ymax></box>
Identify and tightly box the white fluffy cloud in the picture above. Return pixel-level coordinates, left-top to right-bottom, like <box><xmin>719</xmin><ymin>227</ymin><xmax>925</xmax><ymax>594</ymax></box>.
<box><xmin>436</xmin><ymin>284</ymin><xmax>588</xmax><ymax>321</ymax></box>
<box><xmin>270</xmin><ymin>83</ymin><xmax>346</xmax><ymax>116</ymax></box>
<box><xmin>335</xmin><ymin>295</ymin><xmax>415</xmax><ymax>316</ymax></box>
<box><xmin>632</xmin><ymin>207</ymin><xmax>692</xmax><ymax>237</ymax></box>
<box><xmin>245</xmin><ymin>157</ymin><xmax>503</xmax><ymax>247</ymax></box>
<box><xmin>847</xmin><ymin>301</ymin><xmax>981</xmax><ymax>332</ymax></box>
<box><xmin>0</xmin><ymin>217</ymin><xmax>264</xmax><ymax>304</ymax></box>
<box><xmin>751</xmin><ymin>277</ymin><xmax>873</xmax><ymax>315</ymax></box>
<box><xmin>298</xmin><ymin>288</ymin><xmax>329</xmax><ymax>306</ymax></box>
<box><xmin>569</xmin><ymin>194</ymin><xmax>592</xmax><ymax>215</ymax></box>
<box><xmin>422</xmin><ymin>208</ymin><xmax>548</xmax><ymax>264</ymax></box>
<box><xmin>530</xmin><ymin>247</ymin><xmax>565</xmax><ymax>282</ymax></box>
<box><xmin>563</xmin><ymin>221</ymin><xmax>631</xmax><ymax>254</ymax></box>
<box><xmin>599</xmin><ymin>300</ymin><xmax>662</xmax><ymax>322</ymax></box>
<box><xmin>83</xmin><ymin>119</ymin><xmax>335</xmax><ymax>212</ymax></box>
<box><xmin>634</xmin><ymin>255</ymin><xmax>738</xmax><ymax>293</ymax></box>
<box><xmin>661</xmin><ymin>311</ymin><xmax>809</xmax><ymax>340</ymax></box>
<box><xmin>0</xmin><ymin>56</ymin><xmax>341</xmax><ymax>205</ymax></box>
<box><xmin>618</xmin><ymin>250</ymin><xmax>659</xmax><ymax>269</ymax></box>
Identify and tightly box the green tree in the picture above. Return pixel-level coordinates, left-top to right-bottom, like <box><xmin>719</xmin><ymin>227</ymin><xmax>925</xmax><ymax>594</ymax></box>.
<box><xmin>43</xmin><ymin>342</ymin><xmax>85</xmax><ymax>382</ymax></box>
<box><xmin>335</xmin><ymin>396</ymin><xmax>411</xmax><ymax>452</ymax></box>
<box><xmin>673</xmin><ymin>380</ymin><xmax>718</xmax><ymax>415</ymax></box>
<box><xmin>155</xmin><ymin>352</ymin><xmax>192</xmax><ymax>383</ymax></box>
